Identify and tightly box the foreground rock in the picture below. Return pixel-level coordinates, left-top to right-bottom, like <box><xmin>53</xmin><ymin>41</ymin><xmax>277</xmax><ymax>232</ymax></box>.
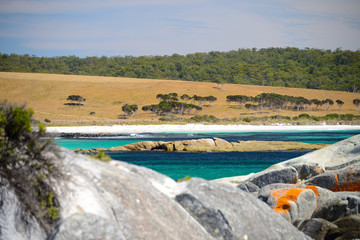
<box><xmin>74</xmin><ymin>138</ymin><xmax>327</xmax><ymax>153</ymax></box>
<box><xmin>1</xmin><ymin>147</ymin><xmax>311</xmax><ymax>240</ymax></box>
<box><xmin>230</xmin><ymin>134</ymin><xmax>360</xmax><ymax>240</ymax></box>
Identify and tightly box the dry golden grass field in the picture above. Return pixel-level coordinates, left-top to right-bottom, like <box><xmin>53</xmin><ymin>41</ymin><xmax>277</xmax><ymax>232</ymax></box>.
<box><xmin>1</xmin><ymin>72</ymin><xmax>359</xmax><ymax>126</ymax></box>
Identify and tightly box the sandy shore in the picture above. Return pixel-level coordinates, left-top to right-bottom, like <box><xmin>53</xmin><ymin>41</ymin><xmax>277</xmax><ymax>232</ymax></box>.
<box><xmin>46</xmin><ymin>124</ymin><xmax>360</xmax><ymax>134</ymax></box>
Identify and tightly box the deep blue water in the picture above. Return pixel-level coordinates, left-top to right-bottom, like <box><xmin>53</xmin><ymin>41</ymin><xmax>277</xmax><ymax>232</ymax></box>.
<box><xmin>54</xmin><ymin>130</ymin><xmax>360</xmax><ymax>180</ymax></box>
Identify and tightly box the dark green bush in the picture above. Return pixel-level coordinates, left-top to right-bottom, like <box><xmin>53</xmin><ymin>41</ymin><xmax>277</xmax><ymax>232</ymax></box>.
<box><xmin>0</xmin><ymin>101</ymin><xmax>59</xmax><ymax>233</ymax></box>
<box><xmin>243</xmin><ymin>117</ymin><xmax>252</xmax><ymax>122</ymax></box>
<box><xmin>190</xmin><ymin>115</ymin><xmax>219</xmax><ymax>123</ymax></box>
<box><xmin>340</xmin><ymin>114</ymin><xmax>355</xmax><ymax>120</ymax></box>
<box><xmin>298</xmin><ymin>113</ymin><xmax>311</xmax><ymax>119</ymax></box>
<box><xmin>44</xmin><ymin>118</ymin><xmax>51</xmax><ymax>123</ymax></box>
<box><xmin>324</xmin><ymin>113</ymin><xmax>339</xmax><ymax>119</ymax></box>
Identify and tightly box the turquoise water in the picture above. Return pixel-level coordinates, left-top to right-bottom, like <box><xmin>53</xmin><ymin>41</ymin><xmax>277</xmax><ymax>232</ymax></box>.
<box><xmin>54</xmin><ymin>130</ymin><xmax>360</xmax><ymax>180</ymax></box>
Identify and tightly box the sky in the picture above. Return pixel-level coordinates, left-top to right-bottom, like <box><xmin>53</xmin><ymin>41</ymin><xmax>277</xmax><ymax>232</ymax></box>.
<box><xmin>0</xmin><ymin>0</ymin><xmax>360</xmax><ymax>57</ymax></box>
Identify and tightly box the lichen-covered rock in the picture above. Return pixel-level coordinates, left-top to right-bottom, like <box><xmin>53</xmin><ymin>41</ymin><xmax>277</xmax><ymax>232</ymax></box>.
<box><xmin>247</xmin><ymin>167</ymin><xmax>298</xmax><ymax>188</ymax></box>
<box><xmin>178</xmin><ymin>178</ymin><xmax>310</xmax><ymax>240</ymax></box>
<box><xmin>47</xmin><ymin>213</ymin><xmax>126</xmax><ymax>240</ymax></box>
<box><xmin>297</xmin><ymin>218</ymin><xmax>338</xmax><ymax>240</ymax></box>
<box><xmin>259</xmin><ymin>185</ymin><xmax>318</xmax><ymax>223</ymax></box>
<box><xmin>305</xmin><ymin>163</ymin><xmax>360</xmax><ymax>192</ymax></box>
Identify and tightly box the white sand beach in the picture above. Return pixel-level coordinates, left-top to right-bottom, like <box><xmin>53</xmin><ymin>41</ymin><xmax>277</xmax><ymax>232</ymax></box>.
<box><xmin>46</xmin><ymin>124</ymin><xmax>360</xmax><ymax>134</ymax></box>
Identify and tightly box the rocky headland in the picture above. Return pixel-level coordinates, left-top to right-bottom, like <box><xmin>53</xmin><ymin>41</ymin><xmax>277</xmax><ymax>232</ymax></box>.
<box><xmin>1</xmin><ymin>134</ymin><xmax>360</xmax><ymax>239</ymax></box>
<box><xmin>74</xmin><ymin>138</ymin><xmax>328</xmax><ymax>153</ymax></box>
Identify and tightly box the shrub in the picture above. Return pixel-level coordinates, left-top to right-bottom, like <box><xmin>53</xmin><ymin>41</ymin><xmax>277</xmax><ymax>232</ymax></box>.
<box><xmin>243</xmin><ymin>117</ymin><xmax>251</xmax><ymax>122</ymax></box>
<box><xmin>44</xmin><ymin>118</ymin><xmax>51</xmax><ymax>123</ymax></box>
<box><xmin>340</xmin><ymin>114</ymin><xmax>355</xmax><ymax>120</ymax></box>
<box><xmin>312</xmin><ymin>116</ymin><xmax>321</xmax><ymax>121</ymax></box>
<box><xmin>177</xmin><ymin>176</ymin><xmax>192</xmax><ymax>182</ymax></box>
<box><xmin>324</xmin><ymin>113</ymin><xmax>339</xmax><ymax>119</ymax></box>
<box><xmin>190</xmin><ymin>115</ymin><xmax>219</xmax><ymax>123</ymax></box>
<box><xmin>91</xmin><ymin>151</ymin><xmax>112</xmax><ymax>162</ymax></box>
<box><xmin>298</xmin><ymin>113</ymin><xmax>311</xmax><ymax>119</ymax></box>
<box><xmin>89</xmin><ymin>112</ymin><xmax>95</xmax><ymax>116</ymax></box>
<box><xmin>0</xmin><ymin>101</ymin><xmax>60</xmax><ymax>232</ymax></box>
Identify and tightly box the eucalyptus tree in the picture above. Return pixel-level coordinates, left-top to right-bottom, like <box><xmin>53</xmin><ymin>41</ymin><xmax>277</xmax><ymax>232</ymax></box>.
<box><xmin>336</xmin><ymin>99</ymin><xmax>344</xmax><ymax>111</ymax></box>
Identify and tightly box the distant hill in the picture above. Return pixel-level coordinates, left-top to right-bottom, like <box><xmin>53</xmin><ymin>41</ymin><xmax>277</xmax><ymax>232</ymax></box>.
<box><xmin>1</xmin><ymin>47</ymin><xmax>359</xmax><ymax>92</ymax></box>
<box><xmin>1</xmin><ymin>72</ymin><xmax>359</xmax><ymax>125</ymax></box>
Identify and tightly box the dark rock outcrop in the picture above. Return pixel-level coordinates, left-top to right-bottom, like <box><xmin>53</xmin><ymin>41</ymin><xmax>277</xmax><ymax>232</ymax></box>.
<box><xmin>175</xmin><ymin>193</ymin><xmax>233</xmax><ymax>240</ymax></box>
<box><xmin>297</xmin><ymin>218</ymin><xmax>338</xmax><ymax>240</ymax></box>
<box><xmin>246</xmin><ymin>167</ymin><xmax>298</xmax><ymax>188</ymax></box>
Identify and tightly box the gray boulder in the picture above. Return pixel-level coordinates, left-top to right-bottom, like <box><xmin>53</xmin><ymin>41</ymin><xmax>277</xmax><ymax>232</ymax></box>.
<box><xmin>311</xmin><ymin>199</ymin><xmax>349</xmax><ymax>222</ymax></box>
<box><xmin>246</xmin><ymin>167</ymin><xmax>298</xmax><ymax>188</ymax></box>
<box><xmin>267</xmin><ymin>134</ymin><xmax>360</xmax><ymax>171</ymax></box>
<box><xmin>175</xmin><ymin>193</ymin><xmax>233</xmax><ymax>240</ymax></box>
<box><xmin>292</xmin><ymin>163</ymin><xmax>323</xmax><ymax>180</ymax></box>
<box><xmin>326</xmin><ymin>215</ymin><xmax>360</xmax><ymax>240</ymax></box>
<box><xmin>0</xmin><ymin>186</ymin><xmax>46</xmax><ymax>240</ymax></box>
<box><xmin>304</xmin><ymin>173</ymin><xmax>338</xmax><ymax>190</ymax></box>
<box><xmin>47</xmin><ymin>148</ymin><xmax>214</xmax><ymax>240</ymax></box>
<box><xmin>335</xmin><ymin>193</ymin><xmax>360</xmax><ymax>215</ymax></box>
<box><xmin>297</xmin><ymin>218</ymin><xmax>337</xmax><ymax>240</ymax></box>
<box><xmin>237</xmin><ymin>181</ymin><xmax>260</xmax><ymax>193</ymax></box>
<box><xmin>46</xmin><ymin>213</ymin><xmax>126</xmax><ymax>240</ymax></box>
<box><xmin>178</xmin><ymin>178</ymin><xmax>310</xmax><ymax>240</ymax></box>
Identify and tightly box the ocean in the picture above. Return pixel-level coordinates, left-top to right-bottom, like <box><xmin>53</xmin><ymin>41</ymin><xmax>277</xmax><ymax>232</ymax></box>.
<box><xmin>54</xmin><ymin>130</ymin><xmax>360</xmax><ymax>180</ymax></box>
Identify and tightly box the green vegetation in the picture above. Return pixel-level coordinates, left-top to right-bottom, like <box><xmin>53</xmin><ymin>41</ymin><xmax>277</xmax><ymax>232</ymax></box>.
<box><xmin>177</xmin><ymin>176</ymin><xmax>192</xmax><ymax>182</ymax></box>
<box><xmin>121</xmin><ymin>104</ymin><xmax>138</xmax><ymax>117</ymax></box>
<box><xmin>0</xmin><ymin>101</ymin><xmax>59</xmax><ymax>233</ymax></box>
<box><xmin>65</xmin><ymin>95</ymin><xmax>86</xmax><ymax>106</ymax></box>
<box><xmin>91</xmin><ymin>151</ymin><xmax>112</xmax><ymax>162</ymax></box>
<box><xmin>190</xmin><ymin>115</ymin><xmax>219</xmax><ymax>123</ymax></box>
<box><xmin>354</xmin><ymin>99</ymin><xmax>360</xmax><ymax>111</ymax></box>
<box><xmin>1</xmin><ymin>47</ymin><xmax>359</xmax><ymax>91</ymax></box>
<box><xmin>240</xmin><ymin>113</ymin><xmax>360</xmax><ymax>124</ymax></box>
<box><xmin>227</xmin><ymin>93</ymin><xmax>346</xmax><ymax>112</ymax></box>
<box><xmin>142</xmin><ymin>93</ymin><xmax>203</xmax><ymax>116</ymax></box>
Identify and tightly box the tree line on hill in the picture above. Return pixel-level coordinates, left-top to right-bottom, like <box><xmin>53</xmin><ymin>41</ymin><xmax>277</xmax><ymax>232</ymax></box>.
<box><xmin>1</xmin><ymin>47</ymin><xmax>359</xmax><ymax>92</ymax></box>
<box><xmin>141</xmin><ymin>93</ymin><xmax>214</xmax><ymax>116</ymax></box>
<box><xmin>226</xmin><ymin>93</ymin><xmax>349</xmax><ymax>112</ymax></box>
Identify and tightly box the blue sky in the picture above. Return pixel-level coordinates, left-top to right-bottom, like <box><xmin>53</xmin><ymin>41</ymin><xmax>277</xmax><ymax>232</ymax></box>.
<box><xmin>0</xmin><ymin>0</ymin><xmax>359</xmax><ymax>57</ymax></box>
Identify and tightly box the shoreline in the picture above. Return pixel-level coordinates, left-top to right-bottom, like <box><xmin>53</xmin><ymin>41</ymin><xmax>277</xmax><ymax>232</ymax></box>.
<box><xmin>46</xmin><ymin>124</ymin><xmax>360</xmax><ymax>135</ymax></box>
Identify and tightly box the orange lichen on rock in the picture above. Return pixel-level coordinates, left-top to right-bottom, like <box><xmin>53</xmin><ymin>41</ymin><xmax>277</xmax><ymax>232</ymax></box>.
<box><xmin>272</xmin><ymin>188</ymin><xmax>305</xmax><ymax>213</ymax></box>
<box><xmin>304</xmin><ymin>185</ymin><xmax>319</xmax><ymax>197</ymax></box>
<box><xmin>271</xmin><ymin>185</ymin><xmax>319</xmax><ymax>214</ymax></box>
<box><xmin>331</xmin><ymin>170</ymin><xmax>360</xmax><ymax>192</ymax></box>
